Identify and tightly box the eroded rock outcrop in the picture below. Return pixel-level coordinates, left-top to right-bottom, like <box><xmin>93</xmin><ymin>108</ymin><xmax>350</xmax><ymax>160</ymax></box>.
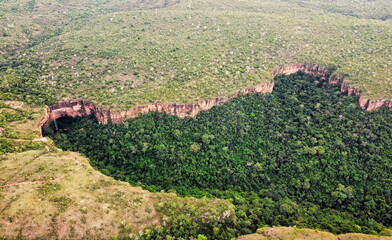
<box><xmin>39</xmin><ymin>81</ymin><xmax>274</xmax><ymax>128</ymax></box>
<box><xmin>272</xmin><ymin>63</ymin><xmax>332</xmax><ymax>81</ymax></box>
<box><xmin>274</xmin><ymin>64</ymin><xmax>392</xmax><ymax>112</ymax></box>
<box><xmin>340</xmin><ymin>81</ymin><xmax>392</xmax><ymax>111</ymax></box>
<box><xmin>39</xmin><ymin>63</ymin><xmax>392</xmax><ymax>130</ymax></box>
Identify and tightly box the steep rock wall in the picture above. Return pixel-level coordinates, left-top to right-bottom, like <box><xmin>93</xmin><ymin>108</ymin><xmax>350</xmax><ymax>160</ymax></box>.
<box><xmin>339</xmin><ymin>82</ymin><xmax>392</xmax><ymax>110</ymax></box>
<box><xmin>272</xmin><ymin>63</ymin><xmax>332</xmax><ymax>81</ymax></box>
<box><xmin>39</xmin><ymin>63</ymin><xmax>391</xmax><ymax>130</ymax></box>
<box><xmin>273</xmin><ymin>64</ymin><xmax>392</xmax><ymax>111</ymax></box>
<box><xmin>39</xmin><ymin>81</ymin><xmax>274</xmax><ymax>128</ymax></box>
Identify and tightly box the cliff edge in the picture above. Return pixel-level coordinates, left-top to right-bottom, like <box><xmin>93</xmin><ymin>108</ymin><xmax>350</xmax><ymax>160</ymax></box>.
<box><xmin>39</xmin><ymin>63</ymin><xmax>391</xmax><ymax>130</ymax></box>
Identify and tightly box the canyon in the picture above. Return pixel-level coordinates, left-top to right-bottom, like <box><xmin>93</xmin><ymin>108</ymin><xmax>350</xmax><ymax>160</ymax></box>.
<box><xmin>39</xmin><ymin>63</ymin><xmax>392</xmax><ymax>130</ymax></box>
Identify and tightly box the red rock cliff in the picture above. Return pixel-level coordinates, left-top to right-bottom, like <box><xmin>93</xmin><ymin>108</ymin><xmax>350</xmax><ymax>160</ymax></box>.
<box><xmin>274</xmin><ymin>64</ymin><xmax>392</xmax><ymax>111</ymax></box>
<box><xmin>272</xmin><ymin>63</ymin><xmax>332</xmax><ymax>82</ymax></box>
<box><xmin>38</xmin><ymin>63</ymin><xmax>391</xmax><ymax>130</ymax></box>
<box><xmin>39</xmin><ymin>80</ymin><xmax>274</xmax><ymax>128</ymax></box>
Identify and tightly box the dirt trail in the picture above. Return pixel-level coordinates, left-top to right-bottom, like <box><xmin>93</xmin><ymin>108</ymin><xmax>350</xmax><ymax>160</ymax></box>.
<box><xmin>2</xmin><ymin>138</ymin><xmax>32</xmax><ymax>142</ymax></box>
<box><xmin>0</xmin><ymin>152</ymin><xmax>82</xmax><ymax>188</ymax></box>
<box><xmin>0</xmin><ymin>137</ymin><xmax>48</xmax><ymax>142</ymax></box>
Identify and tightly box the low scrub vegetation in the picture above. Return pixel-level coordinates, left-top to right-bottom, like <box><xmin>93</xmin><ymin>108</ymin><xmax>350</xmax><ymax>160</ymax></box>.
<box><xmin>0</xmin><ymin>101</ymin><xmax>233</xmax><ymax>239</ymax></box>
<box><xmin>1</xmin><ymin>0</ymin><xmax>392</xmax><ymax>108</ymax></box>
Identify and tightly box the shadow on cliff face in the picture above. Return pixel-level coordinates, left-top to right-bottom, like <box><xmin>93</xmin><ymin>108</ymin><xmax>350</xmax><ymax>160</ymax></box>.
<box><xmin>42</xmin><ymin>115</ymin><xmax>98</xmax><ymax>136</ymax></box>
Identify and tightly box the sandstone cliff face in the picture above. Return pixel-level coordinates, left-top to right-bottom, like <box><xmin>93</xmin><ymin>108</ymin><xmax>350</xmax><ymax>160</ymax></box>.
<box><xmin>340</xmin><ymin>81</ymin><xmax>392</xmax><ymax>111</ymax></box>
<box><xmin>39</xmin><ymin>63</ymin><xmax>392</xmax><ymax>130</ymax></box>
<box><xmin>272</xmin><ymin>63</ymin><xmax>332</xmax><ymax>80</ymax></box>
<box><xmin>274</xmin><ymin>64</ymin><xmax>392</xmax><ymax>112</ymax></box>
<box><xmin>40</xmin><ymin>81</ymin><xmax>274</xmax><ymax>128</ymax></box>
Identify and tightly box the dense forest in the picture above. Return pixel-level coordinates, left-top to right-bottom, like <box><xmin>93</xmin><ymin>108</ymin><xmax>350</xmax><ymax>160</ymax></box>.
<box><xmin>47</xmin><ymin>73</ymin><xmax>392</xmax><ymax>238</ymax></box>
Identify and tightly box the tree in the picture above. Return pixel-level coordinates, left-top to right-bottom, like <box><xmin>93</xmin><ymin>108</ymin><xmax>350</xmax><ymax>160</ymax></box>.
<box><xmin>190</xmin><ymin>143</ymin><xmax>201</xmax><ymax>153</ymax></box>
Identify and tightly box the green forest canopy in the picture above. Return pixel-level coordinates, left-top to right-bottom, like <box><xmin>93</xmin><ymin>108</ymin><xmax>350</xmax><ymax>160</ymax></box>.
<box><xmin>48</xmin><ymin>73</ymin><xmax>392</xmax><ymax>238</ymax></box>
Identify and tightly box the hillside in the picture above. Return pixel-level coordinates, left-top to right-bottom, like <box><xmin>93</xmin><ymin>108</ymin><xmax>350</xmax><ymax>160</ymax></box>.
<box><xmin>0</xmin><ymin>102</ymin><xmax>234</xmax><ymax>239</ymax></box>
<box><xmin>283</xmin><ymin>0</ymin><xmax>392</xmax><ymax>20</ymax></box>
<box><xmin>1</xmin><ymin>0</ymin><xmax>392</xmax><ymax>109</ymax></box>
<box><xmin>0</xmin><ymin>0</ymin><xmax>184</xmax><ymax>54</ymax></box>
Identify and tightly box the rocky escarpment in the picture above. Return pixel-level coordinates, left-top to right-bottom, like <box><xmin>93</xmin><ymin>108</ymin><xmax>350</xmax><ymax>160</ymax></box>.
<box><xmin>339</xmin><ymin>81</ymin><xmax>392</xmax><ymax>111</ymax></box>
<box><xmin>39</xmin><ymin>81</ymin><xmax>274</xmax><ymax>128</ymax></box>
<box><xmin>39</xmin><ymin>63</ymin><xmax>392</xmax><ymax>130</ymax></box>
<box><xmin>274</xmin><ymin>64</ymin><xmax>392</xmax><ymax>111</ymax></box>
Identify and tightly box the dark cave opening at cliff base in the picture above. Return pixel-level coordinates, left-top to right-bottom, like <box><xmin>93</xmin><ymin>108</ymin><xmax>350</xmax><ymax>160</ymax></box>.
<box><xmin>42</xmin><ymin>115</ymin><xmax>98</xmax><ymax>137</ymax></box>
<box><xmin>44</xmin><ymin>72</ymin><xmax>392</xmax><ymax>235</ymax></box>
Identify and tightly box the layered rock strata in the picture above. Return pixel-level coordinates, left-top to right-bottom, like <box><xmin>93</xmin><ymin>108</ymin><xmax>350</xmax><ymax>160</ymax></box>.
<box><xmin>40</xmin><ymin>81</ymin><xmax>274</xmax><ymax>128</ymax></box>
<box><xmin>39</xmin><ymin>63</ymin><xmax>391</xmax><ymax>130</ymax></box>
<box><xmin>272</xmin><ymin>64</ymin><xmax>392</xmax><ymax>111</ymax></box>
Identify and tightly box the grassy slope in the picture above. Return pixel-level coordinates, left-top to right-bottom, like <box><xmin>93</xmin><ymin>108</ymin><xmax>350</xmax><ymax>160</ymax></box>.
<box><xmin>1</xmin><ymin>0</ymin><xmax>392</xmax><ymax>109</ymax></box>
<box><xmin>239</xmin><ymin>227</ymin><xmax>392</xmax><ymax>240</ymax></box>
<box><xmin>283</xmin><ymin>0</ymin><xmax>392</xmax><ymax>20</ymax></box>
<box><xmin>0</xmin><ymin>102</ymin><xmax>233</xmax><ymax>239</ymax></box>
<box><xmin>0</xmin><ymin>0</ymin><xmax>183</xmax><ymax>54</ymax></box>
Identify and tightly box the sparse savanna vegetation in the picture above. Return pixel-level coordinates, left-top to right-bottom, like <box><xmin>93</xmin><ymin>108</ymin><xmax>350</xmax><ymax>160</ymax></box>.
<box><xmin>284</xmin><ymin>0</ymin><xmax>392</xmax><ymax>20</ymax></box>
<box><xmin>1</xmin><ymin>0</ymin><xmax>392</xmax><ymax>109</ymax></box>
<box><xmin>0</xmin><ymin>102</ymin><xmax>234</xmax><ymax>239</ymax></box>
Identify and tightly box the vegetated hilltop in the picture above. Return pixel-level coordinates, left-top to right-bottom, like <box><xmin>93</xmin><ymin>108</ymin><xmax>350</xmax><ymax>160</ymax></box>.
<box><xmin>0</xmin><ymin>102</ymin><xmax>234</xmax><ymax>239</ymax></box>
<box><xmin>283</xmin><ymin>0</ymin><xmax>392</xmax><ymax>20</ymax></box>
<box><xmin>0</xmin><ymin>0</ymin><xmax>183</xmax><ymax>54</ymax></box>
<box><xmin>1</xmin><ymin>0</ymin><xmax>392</xmax><ymax>109</ymax></box>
